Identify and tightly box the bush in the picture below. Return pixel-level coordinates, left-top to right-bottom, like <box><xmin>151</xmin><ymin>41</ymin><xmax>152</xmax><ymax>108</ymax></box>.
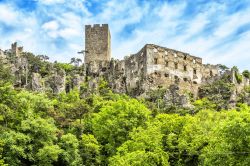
<box><xmin>242</xmin><ymin>70</ymin><xmax>250</xmax><ymax>79</ymax></box>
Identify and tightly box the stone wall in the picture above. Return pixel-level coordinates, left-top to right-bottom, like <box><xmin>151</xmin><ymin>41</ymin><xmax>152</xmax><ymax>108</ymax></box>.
<box><xmin>82</xmin><ymin>42</ymin><xmax>222</xmax><ymax>97</ymax></box>
<box><xmin>143</xmin><ymin>44</ymin><xmax>203</xmax><ymax>95</ymax></box>
<box><xmin>123</xmin><ymin>47</ymin><xmax>147</xmax><ymax>95</ymax></box>
<box><xmin>85</xmin><ymin>24</ymin><xmax>111</xmax><ymax>63</ymax></box>
<box><xmin>112</xmin><ymin>44</ymin><xmax>220</xmax><ymax>97</ymax></box>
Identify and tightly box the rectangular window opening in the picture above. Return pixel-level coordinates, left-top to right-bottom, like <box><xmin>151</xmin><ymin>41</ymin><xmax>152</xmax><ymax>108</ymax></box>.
<box><xmin>154</xmin><ymin>58</ymin><xmax>158</xmax><ymax>64</ymax></box>
<box><xmin>193</xmin><ymin>69</ymin><xmax>197</xmax><ymax>74</ymax></box>
<box><xmin>184</xmin><ymin>65</ymin><xmax>187</xmax><ymax>71</ymax></box>
<box><xmin>175</xmin><ymin>63</ymin><xmax>178</xmax><ymax>69</ymax></box>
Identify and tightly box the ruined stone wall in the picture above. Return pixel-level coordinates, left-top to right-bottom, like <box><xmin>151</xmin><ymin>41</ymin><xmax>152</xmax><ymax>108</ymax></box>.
<box><xmin>201</xmin><ymin>64</ymin><xmax>220</xmax><ymax>82</ymax></box>
<box><xmin>85</xmin><ymin>24</ymin><xmax>111</xmax><ymax>63</ymax></box>
<box><xmin>106</xmin><ymin>59</ymin><xmax>126</xmax><ymax>93</ymax></box>
<box><xmin>12</xmin><ymin>57</ymin><xmax>29</xmax><ymax>88</ymax></box>
<box><xmin>141</xmin><ymin>44</ymin><xmax>204</xmax><ymax>95</ymax></box>
<box><xmin>87</xmin><ymin>43</ymin><xmax>222</xmax><ymax>97</ymax></box>
<box><xmin>230</xmin><ymin>68</ymin><xmax>250</xmax><ymax>93</ymax></box>
<box><xmin>123</xmin><ymin>47</ymin><xmax>147</xmax><ymax>95</ymax></box>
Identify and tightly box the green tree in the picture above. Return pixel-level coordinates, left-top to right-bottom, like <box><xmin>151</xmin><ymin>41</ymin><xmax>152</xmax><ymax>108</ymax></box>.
<box><xmin>36</xmin><ymin>145</ymin><xmax>62</xmax><ymax>166</ymax></box>
<box><xmin>0</xmin><ymin>59</ymin><xmax>14</xmax><ymax>84</ymax></box>
<box><xmin>193</xmin><ymin>98</ymin><xmax>216</xmax><ymax>113</ymax></box>
<box><xmin>68</xmin><ymin>100</ymin><xmax>91</xmax><ymax>137</ymax></box>
<box><xmin>1</xmin><ymin>130</ymin><xmax>31</xmax><ymax>166</ymax></box>
<box><xmin>0</xmin><ymin>140</ymin><xmax>6</xmax><ymax>166</ymax></box>
<box><xmin>80</xmin><ymin>134</ymin><xmax>101</xmax><ymax>165</ymax></box>
<box><xmin>92</xmin><ymin>99</ymin><xmax>151</xmax><ymax>156</ymax></box>
<box><xmin>1</xmin><ymin>117</ymin><xmax>59</xmax><ymax>165</ymax></box>
<box><xmin>242</xmin><ymin>70</ymin><xmax>250</xmax><ymax>79</ymax></box>
<box><xmin>201</xmin><ymin>108</ymin><xmax>250</xmax><ymax>166</ymax></box>
<box><xmin>198</xmin><ymin>76</ymin><xmax>234</xmax><ymax>110</ymax></box>
<box><xmin>155</xmin><ymin>114</ymin><xmax>190</xmax><ymax>165</ymax></box>
<box><xmin>110</xmin><ymin>124</ymin><xmax>169</xmax><ymax>166</ymax></box>
<box><xmin>58</xmin><ymin>133</ymin><xmax>82</xmax><ymax>166</ymax></box>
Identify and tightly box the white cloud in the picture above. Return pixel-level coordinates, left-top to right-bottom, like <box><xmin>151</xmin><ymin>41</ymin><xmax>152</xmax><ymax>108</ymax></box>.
<box><xmin>39</xmin><ymin>0</ymin><xmax>65</xmax><ymax>5</ymax></box>
<box><xmin>59</xmin><ymin>28</ymin><xmax>79</xmax><ymax>39</ymax></box>
<box><xmin>42</xmin><ymin>20</ymin><xmax>59</xmax><ymax>31</ymax></box>
<box><xmin>0</xmin><ymin>4</ymin><xmax>18</xmax><ymax>25</ymax></box>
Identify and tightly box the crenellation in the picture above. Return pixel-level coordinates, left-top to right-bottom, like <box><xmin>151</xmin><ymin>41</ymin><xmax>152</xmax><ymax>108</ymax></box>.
<box><xmin>93</xmin><ymin>24</ymin><xmax>100</xmax><ymax>27</ymax></box>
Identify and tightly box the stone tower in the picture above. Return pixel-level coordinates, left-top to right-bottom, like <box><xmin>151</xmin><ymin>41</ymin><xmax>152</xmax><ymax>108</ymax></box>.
<box><xmin>84</xmin><ymin>24</ymin><xmax>111</xmax><ymax>63</ymax></box>
<box><xmin>11</xmin><ymin>42</ymin><xmax>23</xmax><ymax>57</ymax></box>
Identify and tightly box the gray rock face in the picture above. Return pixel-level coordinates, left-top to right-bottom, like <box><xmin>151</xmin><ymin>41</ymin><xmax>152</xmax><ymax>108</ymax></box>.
<box><xmin>164</xmin><ymin>84</ymin><xmax>189</xmax><ymax>107</ymax></box>
<box><xmin>47</xmin><ymin>70</ymin><xmax>66</xmax><ymax>94</ymax></box>
<box><xmin>31</xmin><ymin>73</ymin><xmax>43</xmax><ymax>92</ymax></box>
<box><xmin>0</xmin><ymin>49</ymin><xmax>6</xmax><ymax>59</ymax></box>
<box><xmin>72</xmin><ymin>74</ymin><xmax>84</xmax><ymax>90</ymax></box>
<box><xmin>12</xmin><ymin>57</ymin><xmax>29</xmax><ymax>87</ymax></box>
<box><xmin>229</xmin><ymin>89</ymin><xmax>237</xmax><ymax>108</ymax></box>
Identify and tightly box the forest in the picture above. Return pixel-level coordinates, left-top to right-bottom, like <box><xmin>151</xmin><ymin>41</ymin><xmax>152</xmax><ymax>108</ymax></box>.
<box><xmin>0</xmin><ymin>54</ymin><xmax>250</xmax><ymax>166</ymax></box>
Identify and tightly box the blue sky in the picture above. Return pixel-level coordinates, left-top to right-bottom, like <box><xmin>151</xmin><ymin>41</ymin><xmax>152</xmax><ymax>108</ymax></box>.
<box><xmin>0</xmin><ymin>0</ymin><xmax>250</xmax><ymax>70</ymax></box>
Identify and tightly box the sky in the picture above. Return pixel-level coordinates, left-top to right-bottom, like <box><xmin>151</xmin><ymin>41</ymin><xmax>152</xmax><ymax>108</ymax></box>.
<box><xmin>0</xmin><ymin>0</ymin><xmax>250</xmax><ymax>70</ymax></box>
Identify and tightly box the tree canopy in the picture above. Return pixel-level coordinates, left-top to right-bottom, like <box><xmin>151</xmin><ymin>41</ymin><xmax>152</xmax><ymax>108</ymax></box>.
<box><xmin>0</xmin><ymin>75</ymin><xmax>250</xmax><ymax>165</ymax></box>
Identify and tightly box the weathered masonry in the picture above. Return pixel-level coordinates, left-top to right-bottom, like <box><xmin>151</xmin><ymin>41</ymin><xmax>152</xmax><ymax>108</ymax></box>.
<box><xmin>85</xmin><ymin>24</ymin><xmax>220</xmax><ymax>96</ymax></box>
<box><xmin>85</xmin><ymin>24</ymin><xmax>111</xmax><ymax>63</ymax></box>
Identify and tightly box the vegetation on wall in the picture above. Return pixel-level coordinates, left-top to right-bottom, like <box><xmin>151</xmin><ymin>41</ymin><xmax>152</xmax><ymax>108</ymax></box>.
<box><xmin>243</xmin><ymin>70</ymin><xmax>250</xmax><ymax>79</ymax></box>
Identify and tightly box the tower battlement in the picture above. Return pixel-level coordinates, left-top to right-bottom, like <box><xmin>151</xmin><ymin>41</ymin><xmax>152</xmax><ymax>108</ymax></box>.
<box><xmin>85</xmin><ymin>24</ymin><xmax>108</xmax><ymax>29</ymax></box>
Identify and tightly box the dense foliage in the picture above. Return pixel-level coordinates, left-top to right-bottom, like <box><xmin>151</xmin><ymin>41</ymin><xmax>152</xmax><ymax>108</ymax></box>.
<box><xmin>0</xmin><ymin>55</ymin><xmax>250</xmax><ymax>165</ymax></box>
<box><xmin>0</xmin><ymin>80</ymin><xmax>249</xmax><ymax>166</ymax></box>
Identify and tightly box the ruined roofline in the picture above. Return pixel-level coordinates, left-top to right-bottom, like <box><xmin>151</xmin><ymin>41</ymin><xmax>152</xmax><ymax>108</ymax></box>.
<box><xmin>203</xmin><ymin>63</ymin><xmax>221</xmax><ymax>67</ymax></box>
<box><xmin>144</xmin><ymin>44</ymin><xmax>202</xmax><ymax>60</ymax></box>
<box><xmin>129</xmin><ymin>43</ymin><xmax>202</xmax><ymax>62</ymax></box>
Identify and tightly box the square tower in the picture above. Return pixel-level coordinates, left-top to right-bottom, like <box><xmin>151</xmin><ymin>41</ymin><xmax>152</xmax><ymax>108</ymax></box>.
<box><xmin>11</xmin><ymin>42</ymin><xmax>23</xmax><ymax>57</ymax></box>
<box><xmin>85</xmin><ymin>24</ymin><xmax>111</xmax><ymax>63</ymax></box>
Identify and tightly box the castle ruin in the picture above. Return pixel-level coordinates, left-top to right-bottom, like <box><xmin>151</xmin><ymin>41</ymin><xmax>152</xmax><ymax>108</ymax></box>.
<box><xmin>85</xmin><ymin>24</ymin><xmax>221</xmax><ymax>97</ymax></box>
<box><xmin>0</xmin><ymin>24</ymin><xmax>249</xmax><ymax>103</ymax></box>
